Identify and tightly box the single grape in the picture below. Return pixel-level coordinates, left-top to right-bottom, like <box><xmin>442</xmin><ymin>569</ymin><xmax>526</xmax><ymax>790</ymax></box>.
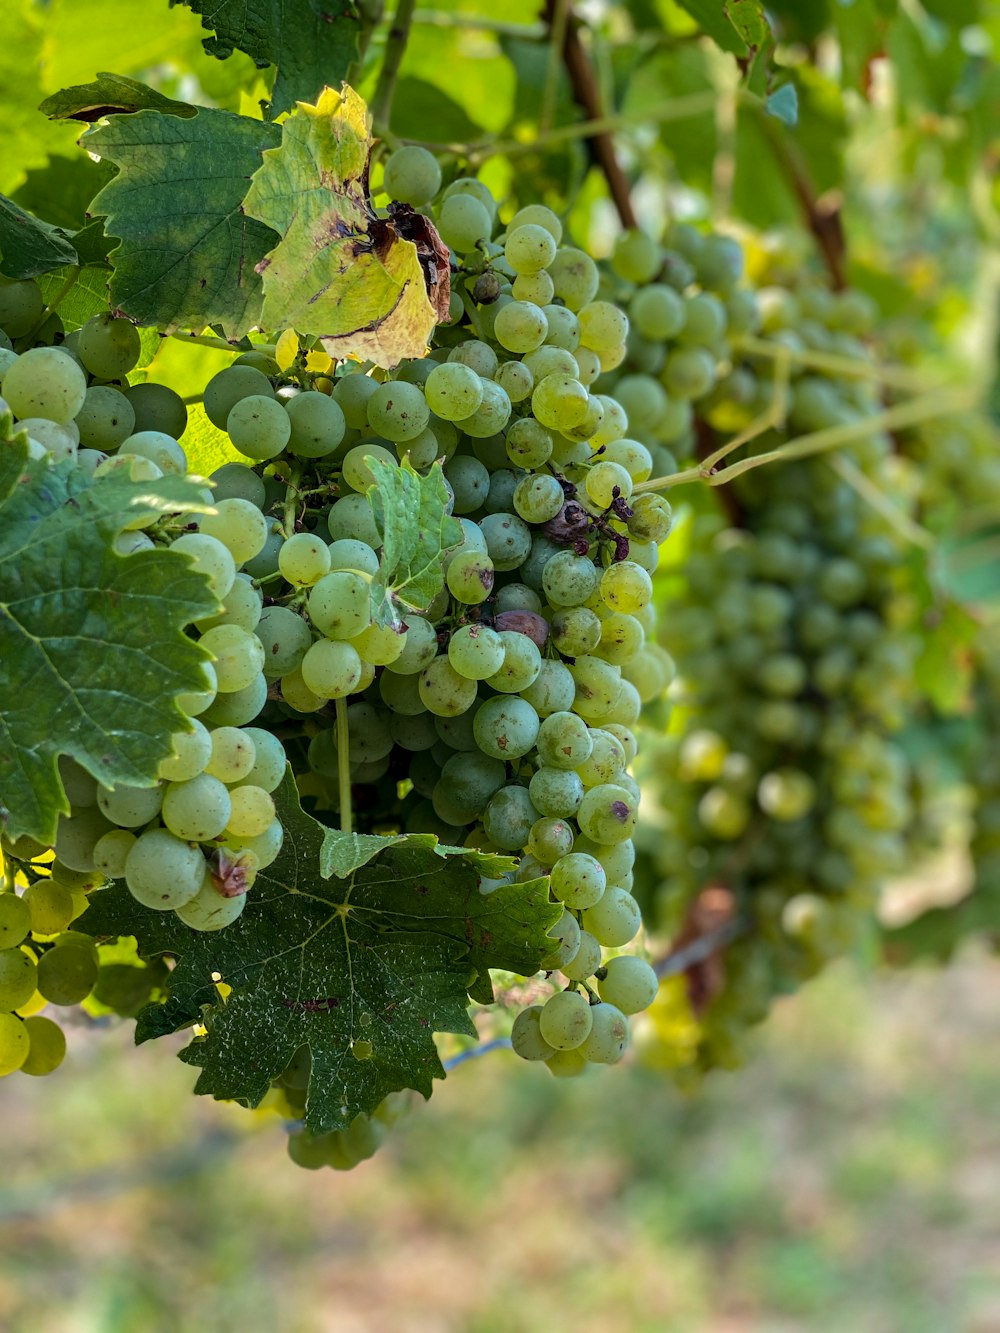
<box><xmin>597</xmin><ymin>955</ymin><xmax>657</xmax><ymax>1014</ymax></box>
<box><xmin>124</xmin><ymin>828</ymin><xmax>207</xmax><ymax>910</ymax></box>
<box><xmin>36</xmin><ymin>945</ymin><xmax>98</xmax><ymax>1006</ymax></box>
<box><xmin>538</xmin><ymin>989</ymin><xmax>593</xmax><ymax>1050</ymax></box>
<box><xmin>4</xmin><ymin>347</ymin><xmax>87</xmax><ymax>424</ymax></box>
<box><xmin>20</xmin><ymin>1014</ymin><xmax>67</xmax><ymax>1075</ymax></box>
<box><xmin>78</xmin><ymin>313</ymin><xmax>142</xmax><ymax>378</ymax></box>
<box><xmin>0</xmin><ymin>1013</ymin><xmax>30</xmax><ymax>1076</ymax></box>
<box><xmin>227</xmin><ymin>394</ymin><xmax>291</xmax><ymax>460</ymax></box>
<box><xmin>383</xmin><ymin>145</ymin><xmax>442</xmax><ymax>205</ymax></box>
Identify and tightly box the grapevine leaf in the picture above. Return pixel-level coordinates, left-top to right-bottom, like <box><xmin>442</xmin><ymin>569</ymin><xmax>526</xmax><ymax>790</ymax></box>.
<box><xmin>242</xmin><ymin>86</ymin><xmax>445</xmax><ymax>369</ymax></box>
<box><xmin>320</xmin><ymin>829</ymin><xmax>518</xmax><ymax>881</ymax></box>
<box><xmin>78</xmin><ymin>777</ymin><xmax>560</xmax><ymax>1132</ymax></box>
<box><xmin>39</xmin><ymin>73</ymin><xmax>199</xmax><ymax>122</ymax></box>
<box><xmin>367</xmin><ymin>457</ymin><xmax>462</xmax><ymax>629</ymax></box>
<box><xmin>0</xmin><ymin>194</ymin><xmax>79</xmax><ymax>279</ymax></box>
<box><xmin>0</xmin><ymin>438</ymin><xmax>219</xmax><ymax>843</ymax></box>
<box><xmin>724</xmin><ymin>0</ymin><xmax>772</xmax><ymax>51</ymax></box>
<box><xmin>913</xmin><ymin>601</ymin><xmax>978</xmax><ymax>715</ymax></box>
<box><xmin>674</xmin><ymin>0</ymin><xmax>748</xmax><ymax>54</ymax></box>
<box><xmin>173</xmin><ymin>0</ymin><xmax>362</xmax><ymax>118</ymax></box>
<box><xmin>79</xmin><ymin>108</ymin><xmax>281</xmax><ymax>334</ymax></box>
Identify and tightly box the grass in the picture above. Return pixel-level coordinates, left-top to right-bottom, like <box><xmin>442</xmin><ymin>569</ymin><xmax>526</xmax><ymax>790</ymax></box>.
<box><xmin>2</xmin><ymin>946</ymin><xmax>1000</xmax><ymax>1332</ymax></box>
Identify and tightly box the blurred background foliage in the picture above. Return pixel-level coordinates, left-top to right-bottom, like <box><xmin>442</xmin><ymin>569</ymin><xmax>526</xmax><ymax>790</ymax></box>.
<box><xmin>3</xmin><ymin>0</ymin><xmax>1000</xmax><ymax>1326</ymax></box>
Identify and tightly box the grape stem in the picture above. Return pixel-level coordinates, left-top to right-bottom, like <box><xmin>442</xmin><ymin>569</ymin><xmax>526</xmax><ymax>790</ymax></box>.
<box><xmin>371</xmin><ymin>0</ymin><xmax>418</xmax><ymax>133</ymax></box>
<box><xmin>281</xmin><ymin>466</ymin><xmax>303</xmax><ymax>539</ymax></box>
<box><xmin>635</xmin><ymin>387</ymin><xmax>977</xmax><ymax>495</ymax></box>
<box><xmin>654</xmin><ymin>918</ymin><xmax>745</xmax><ymax>980</ymax></box>
<box><xmin>542</xmin><ymin>0</ymin><xmax>638</xmax><ymax>230</ymax></box>
<box><xmin>732</xmin><ymin>332</ymin><xmax>944</xmax><ymax>395</ymax></box>
<box><xmin>827</xmin><ymin>452</ymin><xmax>935</xmax><ymax>549</ymax></box>
<box><xmin>336</xmin><ymin>697</ymin><xmax>353</xmax><ymax>835</ymax></box>
<box><xmin>167</xmin><ymin>331</ymin><xmax>278</xmax><ymax>356</ymax></box>
<box><xmin>348</xmin><ymin>0</ymin><xmax>385</xmax><ymax>87</ymax></box>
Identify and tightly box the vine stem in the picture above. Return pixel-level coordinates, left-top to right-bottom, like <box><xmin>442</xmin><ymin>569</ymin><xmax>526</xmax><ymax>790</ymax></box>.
<box><xmin>347</xmin><ymin>0</ymin><xmax>385</xmax><ymax>86</ymax></box>
<box><xmin>542</xmin><ymin>0</ymin><xmax>637</xmax><ymax>229</ymax></box>
<box><xmin>634</xmin><ymin>387</ymin><xmax>977</xmax><ymax>495</ymax></box>
<box><xmin>167</xmin><ymin>331</ymin><xmax>277</xmax><ymax>356</ymax></box>
<box><xmin>654</xmin><ymin>919</ymin><xmax>745</xmax><ymax>980</ymax></box>
<box><xmin>336</xmin><ymin>697</ymin><xmax>353</xmax><ymax>835</ymax></box>
<box><xmin>732</xmin><ymin>332</ymin><xmax>941</xmax><ymax>394</ymax></box>
<box><xmin>413</xmin><ymin>11</ymin><xmax>546</xmax><ymax>37</ymax></box>
<box><xmin>540</xmin><ymin>0</ymin><xmax>569</xmax><ymax>138</ymax></box>
<box><xmin>827</xmin><ymin>452</ymin><xmax>935</xmax><ymax>549</ymax></box>
<box><xmin>371</xmin><ymin>0</ymin><xmax>418</xmax><ymax>133</ymax></box>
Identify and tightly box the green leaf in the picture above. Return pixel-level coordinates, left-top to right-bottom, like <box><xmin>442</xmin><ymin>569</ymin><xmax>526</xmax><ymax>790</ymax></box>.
<box><xmin>674</xmin><ymin>0</ymin><xmax>747</xmax><ymax>54</ymax></box>
<box><xmin>766</xmin><ymin>84</ymin><xmax>799</xmax><ymax>126</ymax></box>
<box><xmin>725</xmin><ymin>0</ymin><xmax>772</xmax><ymax>50</ymax></box>
<box><xmin>913</xmin><ymin>601</ymin><xmax>978</xmax><ymax>714</ymax></box>
<box><xmin>0</xmin><ymin>4</ymin><xmax>80</xmax><ymax>194</ymax></box>
<box><xmin>39</xmin><ymin>73</ymin><xmax>199</xmax><ymax>122</ymax></box>
<box><xmin>11</xmin><ymin>155</ymin><xmax>117</xmax><ymax>234</ymax></box>
<box><xmin>0</xmin><ymin>438</ymin><xmax>219</xmax><ymax>843</ymax></box>
<box><xmin>0</xmin><ymin>195</ymin><xmax>79</xmax><ymax>279</ymax></box>
<box><xmin>390</xmin><ymin>77</ymin><xmax>487</xmax><ymax>146</ymax></box>
<box><xmin>80</xmin><ymin>108</ymin><xmax>281</xmax><ymax>335</ymax></box>
<box><xmin>366</xmin><ymin>457</ymin><xmax>462</xmax><ymax>629</ymax></box>
<box><xmin>36</xmin><ymin>264</ymin><xmax>113</xmax><ymax>333</ymax></box>
<box><xmin>319</xmin><ymin>829</ymin><xmax>518</xmax><ymax>881</ymax></box>
<box><xmin>936</xmin><ymin>508</ymin><xmax>1000</xmax><ymax>605</ymax></box>
<box><xmin>173</xmin><ymin>0</ymin><xmax>362</xmax><ymax>118</ymax></box>
<box><xmin>79</xmin><ymin>777</ymin><xmax>560</xmax><ymax>1131</ymax></box>
<box><xmin>243</xmin><ymin>86</ymin><xmax>442</xmax><ymax>368</ymax></box>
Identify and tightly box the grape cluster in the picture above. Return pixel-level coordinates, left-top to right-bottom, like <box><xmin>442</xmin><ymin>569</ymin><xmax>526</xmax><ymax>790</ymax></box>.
<box><xmin>587</xmin><ymin>236</ymin><xmax>921</xmax><ymax>1072</ymax></box>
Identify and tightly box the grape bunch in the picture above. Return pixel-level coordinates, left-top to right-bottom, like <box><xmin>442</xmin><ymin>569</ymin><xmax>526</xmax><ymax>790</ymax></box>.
<box><xmin>0</xmin><ymin>157</ymin><xmax>676</xmax><ymax>1111</ymax></box>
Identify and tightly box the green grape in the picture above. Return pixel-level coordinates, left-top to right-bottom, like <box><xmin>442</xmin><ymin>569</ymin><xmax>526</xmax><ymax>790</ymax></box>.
<box><xmin>531</xmin><ymin>373</ymin><xmax>589</xmax><ymax>431</ymax></box>
<box><xmin>198</xmin><ymin>623</ymin><xmax>266</xmax><ymax>693</ymax></box>
<box><xmin>528</xmin><ymin>766</ymin><xmax>584</xmax><ymax>818</ymax></box>
<box><xmin>0</xmin><ymin>895</ymin><xmax>30</xmax><ymax>949</ymax></box>
<box><xmin>444</xmin><ymin>455</ymin><xmax>490</xmax><ymax>513</ymax></box>
<box><xmin>538</xmin><ymin>552</ymin><xmax>595</xmax><ymax>609</ymax></box>
<box><xmin>630</xmin><ymin>283</ymin><xmax>686</xmax><ymax>340</ymax></box>
<box><xmin>277</xmin><ymin>532</ymin><xmax>330</xmax><ymax>588</ymax></box>
<box><xmin>92</xmin><ymin>829</ymin><xmax>137</xmax><ymax>879</ymax></box>
<box><xmin>662</xmin><ymin>345</ymin><xmax>717</xmax><ymax>400</ymax></box>
<box><xmin>0</xmin><ymin>948</ymin><xmax>38</xmax><ymax>1010</ymax></box>
<box><xmin>20</xmin><ymin>1015</ymin><xmax>67</xmax><ymax>1075</ymax></box>
<box><xmin>234</xmin><ymin>728</ymin><xmax>287</xmax><ymax>792</ymax></box>
<box><xmin>256</xmin><ymin>605</ymin><xmax>312</xmax><ymax>679</ymax></box>
<box><xmin>203</xmin><ymin>726</ymin><xmax>256</xmax><ymax>783</ymax></box>
<box><xmin>448</xmin><ymin>624</ymin><xmax>506</xmax><ymax>680</ymax></box>
<box><xmin>527</xmin><ymin>817</ymin><xmax>575</xmax><ymax>866</ymax></box>
<box><xmin>126</xmin><ymin>382</ymin><xmax>189</xmax><ymax>437</ymax></box>
<box><xmin>327</xmin><ymin>538</ymin><xmax>379</xmax><ymax>576</ymax></box>
<box><xmin>538</xmin><ymin>989</ymin><xmax>593</xmax><ymax>1050</ymax></box>
<box><xmin>548</xmin><ymin>607</ymin><xmax>599</xmax><ymax>659</ymax></box>
<box><xmin>383</xmin><ymin>144</ymin><xmax>442</xmax><ymax>204</ymax></box>
<box><xmin>472</xmin><ymin>697</ymin><xmax>537</xmax><ymax>761</ymax></box>
<box><xmin>580</xmin><ymin>1003</ymin><xmax>629</xmax><ymax>1064</ymax></box>
<box><xmin>36</xmin><ymin>945</ymin><xmax>98</xmax><ymax>1006</ymax></box>
<box><xmin>456</xmin><ymin>379</ymin><xmax>511</xmax><ymax>437</ymax></box>
<box><xmin>196</xmin><ymin>576</ymin><xmax>262</xmax><ymax>636</ymax></box>
<box><xmin>448</xmin><ymin>339</ymin><xmax>499</xmax><ymax>378</ymax></box>
<box><xmin>550</xmin><ymin>852</ymin><xmax>606</xmax><ymax>910</ymax></box>
<box><xmin>0</xmin><ymin>1013</ymin><xmax>29</xmax><ymax>1076</ymax></box>
<box><xmin>0</xmin><ymin>277</ymin><xmax>43</xmax><ymax>337</ymax></box>
<box><xmin>425</xmin><ymin>362</ymin><xmax>484</xmax><ymax>421</ymax></box>
<box><xmin>536</xmin><ymin>711</ymin><xmax>593</xmax><ymax>770</ymax></box>
<box><xmin>494</xmin><ymin>301</ymin><xmax>548</xmax><ymax>354</ymax></box>
<box><xmin>96</xmin><ymin>782</ymin><xmax>164</xmax><ymax>829</ymax></box>
<box><xmin>446</xmin><ymin>550</ymin><xmax>495</xmax><ymax>603</ymax></box>
<box><xmin>117</xmin><ymin>430</ymin><xmax>186</xmax><ymax>477</ymax></box>
<box><xmin>327</xmin><ymin>494</ymin><xmax>383</xmax><ymax>547</ymax></box>
<box><xmin>758</xmin><ymin>768</ymin><xmax>816</xmax><ymax>820</ymax></box>
<box><xmin>200</xmin><ymin>673</ymin><xmax>267</xmax><ymax>726</ymax></box>
<box><xmin>227</xmin><ymin>394</ymin><xmax>292</xmax><ymax>460</ymax></box>
<box><xmin>578</xmin><ymin>301</ymin><xmax>629</xmax><ymax>355</ymax></box>
<box><xmin>542</xmin><ymin>305</ymin><xmax>581</xmax><ymax>352</ymax></box>
<box><xmin>601</xmin><ymin>560</ymin><xmax>652</xmax><ymax>614</ymax></box>
<box><xmin>308</xmin><ymin>571</ymin><xmax>372</xmax><ymax>641</ymax></box>
<box><xmin>486</xmin><ymin>631</ymin><xmax>541</xmax><ymax>693</ymax></box>
<box><xmin>478</xmin><ymin>512</ymin><xmax>531</xmax><ymax>573</ymax></box>
<box><xmin>438</xmin><ymin>194</ymin><xmax>492</xmax><ymax>253</ymax></box>
<box><xmin>381</xmin><ymin>615</ymin><xmax>438</xmax><ymax>676</ymax></box>
<box><xmin>505</xmin><ymin>224</ymin><xmax>557</xmax><ymax>275</ymax></box>
<box><xmin>678</xmin><ymin>292</ymin><xmax>727</xmax><ymax>345</ymax></box>
<box><xmin>595</xmin><ymin>613</ymin><xmax>645</xmax><ymax>667</ymax></box>
<box><xmin>569</xmin><ymin>656</ymin><xmax>621</xmax><ymax>722</ymax></box>
<box><xmin>581</xmin><ymin>888</ymin><xmax>641</xmax><ymax>946</ymax></box>
<box><xmin>204</xmin><ymin>365</ymin><xmax>275</xmax><ymax>430</ymax></box>
<box><xmin>171</xmin><ymin>531</ymin><xmax>236</xmax><ymax>599</ymax></box>
<box><xmin>161</xmin><ymin>773</ymin><xmax>232</xmax><ymax>840</ymax></box>
<box><xmin>512</xmin><ymin>270</ymin><xmax>555</xmax><ymax>304</ymax></box>
<box><xmin>75</xmin><ymin>385</ymin><xmax>136</xmax><ymax>449</ymax></box>
<box><xmin>210</xmin><ymin>463</ymin><xmax>266</xmax><ymax>509</ymax></box>
<box><xmin>597</xmin><ymin>955</ymin><xmax>657</xmax><ymax>1014</ymax></box>
<box><xmin>225</xmin><ymin>817</ymin><xmax>283</xmax><ymax>869</ymax></box>
<box><xmin>124</xmin><ymin>828</ymin><xmax>207</xmax><ymax>910</ymax></box>
<box><xmin>227</xmin><ymin>785</ymin><xmax>276</xmax><ymax>838</ymax></box>
<box><xmin>519</xmin><ymin>660</ymin><xmax>575</xmax><ymax>717</ymax></box>
<box><xmin>546</xmin><ymin>1047</ymin><xmax>588</xmax><ymax>1078</ymax></box>
<box><xmin>300</xmin><ymin>639</ymin><xmax>363</xmax><ymax>698</ymax></box>
<box><xmin>561</xmin><ymin>931</ymin><xmax>603</xmax><ymax>983</ymax></box>
<box><xmin>508</xmin><ymin>204</ymin><xmax>562</xmax><ymax>242</ymax></box>
<box><xmin>4</xmin><ymin>346</ymin><xmax>87</xmax><ymax>424</ymax></box>
<box><xmin>628</xmin><ymin>493</ymin><xmax>672</xmax><ymax>542</ymax></box>
<box><xmin>54</xmin><ymin>808</ymin><xmax>113</xmax><ymax>873</ymax></box>
<box><xmin>511</xmin><ymin>1005</ymin><xmax>557</xmax><ymax>1061</ymax></box>
<box><xmin>576</xmin><ymin>783</ymin><xmax>637</xmax><ymax>844</ymax></box>
<box><xmin>523</xmin><ymin>346</ymin><xmax>579</xmax><ymax>381</ymax></box>
<box><xmin>541</xmin><ymin>907</ymin><xmax>582</xmax><ymax>970</ymax></box>
<box><xmin>19</xmin><ymin>417</ymin><xmax>77</xmax><ymax>461</ymax></box>
<box><xmin>176</xmin><ymin>873</ymin><xmax>248</xmax><ymax>931</ymax></box>
<box><xmin>483</xmin><ymin>784</ymin><xmax>538</xmax><ymax>851</ymax></box>
<box><xmin>512</xmin><ymin>473</ymin><xmax>563</xmax><ymax>524</ymax></box>
<box><xmin>196</xmin><ymin>499</ymin><xmax>268</xmax><ymax>569</ymax></box>
<box><xmin>418</xmin><ymin>657</ymin><xmax>478</xmax><ymax>717</ymax></box>
<box><xmin>612</xmin><ymin>229</ymin><xmax>661</xmax><ymax>283</ymax></box>
<box><xmin>78</xmin><ymin>313</ymin><xmax>141</xmax><ymax>378</ymax></box>
<box><xmin>366</xmin><ymin>382</ymin><xmax>429</xmax><ymax>443</ymax></box>
<box><xmin>351</xmin><ymin>621</ymin><xmax>407</xmax><ymax>666</ymax></box>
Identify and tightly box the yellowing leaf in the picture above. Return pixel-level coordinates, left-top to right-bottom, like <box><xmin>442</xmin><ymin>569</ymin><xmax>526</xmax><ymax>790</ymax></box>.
<box><xmin>275</xmin><ymin>328</ymin><xmax>299</xmax><ymax>370</ymax></box>
<box><xmin>243</xmin><ymin>86</ymin><xmax>443</xmax><ymax>369</ymax></box>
